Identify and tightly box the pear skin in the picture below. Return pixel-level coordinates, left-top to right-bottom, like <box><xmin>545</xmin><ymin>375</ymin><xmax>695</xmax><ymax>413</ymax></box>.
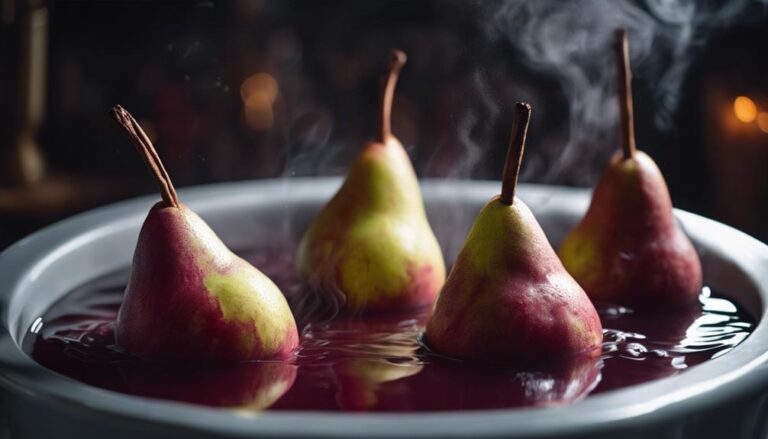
<box><xmin>426</xmin><ymin>196</ymin><xmax>603</xmax><ymax>361</ymax></box>
<box><xmin>558</xmin><ymin>152</ymin><xmax>702</xmax><ymax>309</ymax></box>
<box><xmin>117</xmin><ymin>203</ymin><xmax>299</xmax><ymax>362</ymax></box>
<box><xmin>111</xmin><ymin>106</ymin><xmax>298</xmax><ymax>363</ymax></box>
<box><xmin>559</xmin><ymin>30</ymin><xmax>702</xmax><ymax>310</ymax></box>
<box><xmin>426</xmin><ymin>103</ymin><xmax>603</xmax><ymax>362</ymax></box>
<box><xmin>297</xmin><ymin>50</ymin><xmax>445</xmax><ymax>313</ymax></box>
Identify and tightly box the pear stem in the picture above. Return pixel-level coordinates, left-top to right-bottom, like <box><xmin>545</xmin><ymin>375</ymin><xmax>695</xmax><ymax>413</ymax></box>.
<box><xmin>110</xmin><ymin>105</ymin><xmax>180</xmax><ymax>208</ymax></box>
<box><xmin>500</xmin><ymin>102</ymin><xmax>532</xmax><ymax>206</ymax></box>
<box><xmin>378</xmin><ymin>49</ymin><xmax>407</xmax><ymax>143</ymax></box>
<box><xmin>616</xmin><ymin>29</ymin><xmax>636</xmax><ymax>160</ymax></box>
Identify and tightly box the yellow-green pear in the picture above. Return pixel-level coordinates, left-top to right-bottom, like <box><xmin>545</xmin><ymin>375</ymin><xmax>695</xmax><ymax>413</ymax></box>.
<box><xmin>297</xmin><ymin>50</ymin><xmax>445</xmax><ymax>313</ymax></box>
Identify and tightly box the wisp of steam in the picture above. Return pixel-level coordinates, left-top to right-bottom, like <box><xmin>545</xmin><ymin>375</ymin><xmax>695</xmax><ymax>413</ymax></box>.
<box><xmin>270</xmin><ymin>0</ymin><xmax>767</xmax><ymax>283</ymax></box>
<box><xmin>490</xmin><ymin>0</ymin><xmax>768</xmax><ymax>184</ymax></box>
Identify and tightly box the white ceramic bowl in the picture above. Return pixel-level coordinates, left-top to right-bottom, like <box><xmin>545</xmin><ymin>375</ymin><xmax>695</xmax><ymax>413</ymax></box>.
<box><xmin>0</xmin><ymin>178</ymin><xmax>766</xmax><ymax>439</ymax></box>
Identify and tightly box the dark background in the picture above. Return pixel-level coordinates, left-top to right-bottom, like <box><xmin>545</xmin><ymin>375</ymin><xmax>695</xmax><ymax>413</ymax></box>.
<box><xmin>1</xmin><ymin>0</ymin><xmax>767</xmax><ymax>249</ymax></box>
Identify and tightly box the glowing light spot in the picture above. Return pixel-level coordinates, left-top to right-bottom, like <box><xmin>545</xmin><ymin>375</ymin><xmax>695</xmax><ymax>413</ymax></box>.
<box><xmin>30</xmin><ymin>317</ymin><xmax>43</xmax><ymax>334</ymax></box>
<box><xmin>243</xmin><ymin>92</ymin><xmax>274</xmax><ymax>131</ymax></box>
<box><xmin>733</xmin><ymin>96</ymin><xmax>757</xmax><ymax>123</ymax></box>
<box><xmin>240</xmin><ymin>73</ymin><xmax>278</xmax><ymax>104</ymax></box>
<box><xmin>240</xmin><ymin>73</ymin><xmax>279</xmax><ymax>131</ymax></box>
<box><xmin>757</xmin><ymin>112</ymin><xmax>768</xmax><ymax>134</ymax></box>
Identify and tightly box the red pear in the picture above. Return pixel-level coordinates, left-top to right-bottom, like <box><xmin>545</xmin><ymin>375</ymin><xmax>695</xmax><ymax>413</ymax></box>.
<box><xmin>558</xmin><ymin>30</ymin><xmax>703</xmax><ymax>310</ymax></box>
<box><xmin>111</xmin><ymin>106</ymin><xmax>299</xmax><ymax>363</ymax></box>
<box><xmin>426</xmin><ymin>103</ymin><xmax>603</xmax><ymax>362</ymax></box>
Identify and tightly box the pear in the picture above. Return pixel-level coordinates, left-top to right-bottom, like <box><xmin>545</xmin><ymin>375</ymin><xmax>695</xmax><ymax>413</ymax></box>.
<box><xmin>425</xmin><ymin>103</ymin><xmax>603</xmax><ymax>362</ymax></box>
<box><xmin>297</xmin><ymin>50</ymin><xmax>445</xmax><ymax>313</ymax></box>
<box><xmin>111</xmin><ymin>106</ymin><xmax>299</xmax><ymax>363</ymax></box>
<box><xmin>558</xmin><ymin>30</ymin><xmax>703</xmax><ymax>310</ymax></box>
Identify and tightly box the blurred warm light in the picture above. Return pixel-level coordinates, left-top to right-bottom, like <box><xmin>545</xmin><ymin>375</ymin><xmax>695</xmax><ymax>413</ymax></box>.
<box><xmin>240</xmin><ymin>73</ymin><xmax>278</xmax><ymax>104</ymax></box>
<box><xmin>240</xmin><ymin>73</ymin><xmax>278</xmax><ymax>132</ymax></box>
<box><xmin>243</xmin><ymin>92</ymin><xmax>274</xmax><ymax>131</ymax></box>
<box><xmin>757</xmin><ymin>112</ymin><xmax>768</xmax><ymax>134</ymax></box>
<box><xmin>733</xmin><ymin>96</ymin><xmax>757</xmax><ymax>123</ymax></box>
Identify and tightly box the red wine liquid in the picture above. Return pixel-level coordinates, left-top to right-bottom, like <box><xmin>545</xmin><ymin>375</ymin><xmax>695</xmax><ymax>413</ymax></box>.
<box><xmin>24</xmin><ymin>250</ymin><xmax>754</xmax><ymax>412</ymax></box>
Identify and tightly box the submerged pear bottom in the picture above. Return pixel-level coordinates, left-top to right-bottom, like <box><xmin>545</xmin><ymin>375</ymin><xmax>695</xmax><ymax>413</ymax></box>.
<box><xmin>25</xmin><ymin>250</ymin><xmax>754</xmax><ymax>412</ymax></box>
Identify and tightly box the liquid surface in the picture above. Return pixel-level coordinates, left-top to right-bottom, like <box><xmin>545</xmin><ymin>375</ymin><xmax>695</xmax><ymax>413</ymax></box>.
<box><xmin>25</xmin><ymin>250</ymin><xmax>755</xmax><ymax>412</ymax></box>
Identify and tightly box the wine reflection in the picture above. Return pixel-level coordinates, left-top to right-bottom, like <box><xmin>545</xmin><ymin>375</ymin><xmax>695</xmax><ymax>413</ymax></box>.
<box><xmin>303</xmin><ymin>310</ymin><xmax>428</xmax><ymax>411</ymax></box>
<box><xmin>333</xmin><ymin>359</ymin><xmax>423</xmax><ymax>411</ymax></box>
<box><xmin>117</xmin><ymin>361</ymin><xmax>297</xmax><ymax>409</ymax></box>
<box><xmin>407</xmin><ymin>352</ymin><xmax>602</xmax><ymax>410</ymax></box>
<box><xmin>31</xmin><ymin>323</ymin><xmax>297</xmax><ymax>410</ymax></box>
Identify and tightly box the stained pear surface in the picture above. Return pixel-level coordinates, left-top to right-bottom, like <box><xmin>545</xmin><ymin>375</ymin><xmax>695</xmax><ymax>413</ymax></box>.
<box><xmin>558</xmin><ymin>152</ymin><xmax>702</xmax><ymax>308</ymax></box>
<box><xmin>111</xmin><ymin>106</ymin><xmax>298</xmax><ymax>363</ymax></box>
<box><xmin>558</xmin><ymin>30</ymin><xmax>702</xmax><ymax>309</ymax></box>
<box><xmin>297</xmin><ymin>50</ymin><xmax>445</xmax><ymax>313</ymax></box>
<box><xmin>426</xmin><ymin>103</ymin><xmax>603</xmax><ymax>362</ymax></box>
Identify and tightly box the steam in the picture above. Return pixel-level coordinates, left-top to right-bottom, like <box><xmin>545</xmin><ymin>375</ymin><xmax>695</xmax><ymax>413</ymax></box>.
<box><xmin>259</xmin><ymin>0</ymin><xmax>767</xmax><ymax>274</ymax></box>
<box><xmin>235</xmin><ymin>1</ymin><xmax>768</xmax><ymax>320</ymax></box>
<box><xmin>425</xmin><ymin>70</ymin><xmax>498</xmax><ymax>179</ymax></box>
<box><xmin>490</xmin><ymin>0</ymin><xmax>767</xmax><ymax>184</ymax></box>
<box><xmin>420</xmin><ymin>70</ymin><xmax>502</xmax><ymax>258</ymax></box>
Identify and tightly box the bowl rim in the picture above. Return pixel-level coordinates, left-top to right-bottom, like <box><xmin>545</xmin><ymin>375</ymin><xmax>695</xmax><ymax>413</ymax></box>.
<box><xmin>0</xmin><ymin>178</ymin><xmax>767</xmax><ymax>438</ymax></box>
